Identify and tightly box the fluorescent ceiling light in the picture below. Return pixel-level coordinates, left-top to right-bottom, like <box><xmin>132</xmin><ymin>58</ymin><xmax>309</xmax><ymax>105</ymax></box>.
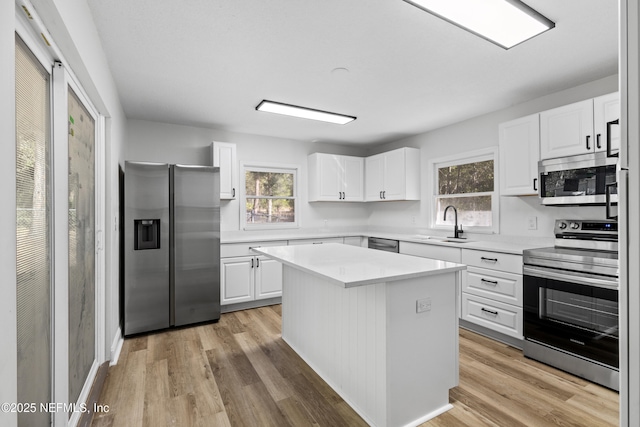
<box><xmin>256</xmin><ymin>100</ymin><xmax>356</xmax><ymax>125</ymax></box>
<box><xmin>403</xmin><ymin>0</ymin><xmax>555</xmax><ymax>49</ymax></box>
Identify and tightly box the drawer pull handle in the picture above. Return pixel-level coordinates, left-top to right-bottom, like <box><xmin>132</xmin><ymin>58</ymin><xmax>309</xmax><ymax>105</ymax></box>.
<box><xmin>480</xmin><ymin>257</ymin><xmax>498</xmax><ymax>263</ymax></box>
<box><xmin>481</xmin><ymin>308</ymin><xmax>498</xmax><ymax>316</ymax></box>
<box><xmin>481</xmin><ymin>278</ymin><xmax>498</xmax><ymax>285</ymax></box>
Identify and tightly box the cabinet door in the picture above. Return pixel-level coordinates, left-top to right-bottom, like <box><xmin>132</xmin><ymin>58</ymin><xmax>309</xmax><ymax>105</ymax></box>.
<box><xmin>365</xmin><ymin>154</ymin><xmax>384</xmax><ymax>201</ymax></box>
<box><xmin>343</xmin><ymin>236</ymin><xmax>365</xmax><ymax>247</ymax></box>
<box><xmin>221</xmin><ymin>257</ymin><xmax>254</xmax><ymax>305</ymax></box>
<box><xmin>499</xmin><ymin>114</ymin><xmax>540</xmax><ymax>196</ymax></box>
<box><xmin>540</xmin><ymin>99</ymin><xmax>594</xmax><ymax>159</ymax></box>
<box><xmin>594</xmin><ymin>92</ymin><xmax>620</xmax><ymax>155</ymax></box>
<box><xmin>317</xmin><ymin>154</ymin><xmax>342</xmax><ymax>200</ymax></box>
<box><xmin>342</xmin><ymin>156</ymin><xmax>364</xmax><ymax>201</ymax></box>
<box><xmin>212</xmin><ymin>142</ymin><xmax>237</xmax><ymax>199</ymax></box>
<box><xmin>382</xmin><ymin>149</ymin><xmax>406</xmax><ymax>200</ymax></box>
<box><xmin>255</xmin><ymin>256</ymin><xmax>283</xmax><ymax>299</ymax></box>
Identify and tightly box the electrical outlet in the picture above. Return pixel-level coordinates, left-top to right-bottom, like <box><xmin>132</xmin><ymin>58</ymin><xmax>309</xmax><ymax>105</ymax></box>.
<box><xmin>412</xmin><ymin>216</ymin><xmax>416</xmax><ymax>224</ymax></box>
<box><xmin>416</xmin><ymin>297</ymin><xmax>431</xmax><ymax>313</ymax></box>
<box><xmin>527</xmin><ymin>216</ymin><xmax>538</xmax><ymax>230</ymax></box>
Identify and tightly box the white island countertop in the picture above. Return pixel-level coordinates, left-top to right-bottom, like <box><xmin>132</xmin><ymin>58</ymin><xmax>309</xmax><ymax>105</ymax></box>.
<box><xmin>253</xmin><ymin>243</ymin><xmax>466</xmax><ymax>288</ymax></box>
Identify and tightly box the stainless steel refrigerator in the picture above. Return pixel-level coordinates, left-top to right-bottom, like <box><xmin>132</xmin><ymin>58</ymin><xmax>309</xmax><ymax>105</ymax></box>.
<box><xmin>124</xmin><ymin>161</ymin><xmax>220</xmax><ymax>336</ymax></box>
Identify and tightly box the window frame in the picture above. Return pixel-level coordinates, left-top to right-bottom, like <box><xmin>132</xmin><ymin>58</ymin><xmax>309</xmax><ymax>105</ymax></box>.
<box><xmin>240</xmin><ymin>162</ymin><xmax>300</xmax><ymax>230</ymax></box>
<box><xmin>429</xmin><ymin>147</ymin><xmax>500</xmax><ymax>234</ymax></box>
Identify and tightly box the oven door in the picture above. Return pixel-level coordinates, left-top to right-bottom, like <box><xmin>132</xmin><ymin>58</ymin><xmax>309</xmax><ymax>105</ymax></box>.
<box><xmin>523</xmin><ymin>265</ymin><xmax>619</xmax><ymax>369</ymax></box>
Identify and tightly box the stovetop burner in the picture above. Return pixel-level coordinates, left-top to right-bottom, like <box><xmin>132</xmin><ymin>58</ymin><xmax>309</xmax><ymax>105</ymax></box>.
<box><xmin>523</xmin><ymin>219</ymin><xmax>619</xmax><ymax>278</ymax></box>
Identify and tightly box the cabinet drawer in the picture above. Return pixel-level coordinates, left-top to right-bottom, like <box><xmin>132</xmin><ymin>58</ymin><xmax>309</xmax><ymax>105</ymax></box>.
<box><xmin>400</xmin><ymin>241</ymin><xmax>461</xmax><ymax>263</ymax></box>
<box><xmin>463</xmin><ymin>267</ymin><xmax>523</xmax><ymax>307</ymax></box>
<box><xmin>461</xmin><ymin>293</ymin><xmax>523</xmax><ymax>339</ymax></box>
<box><xmin>461</xmin><ymin>249</ymin><xmax>522</xmax><ymax>274</ymax></box>
<box><xmin>288</xmin><ymin>237</ymin><xmax>343</xmax><ymax>245</ymax></box>
<box><xmin>221</xmin><ymin>240</ymin><xmax>287</xmax><ymax>258</ymax></box>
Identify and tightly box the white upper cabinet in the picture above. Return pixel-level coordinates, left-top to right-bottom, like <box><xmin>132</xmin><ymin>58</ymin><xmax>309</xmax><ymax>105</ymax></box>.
<box><xmin>308</xmin><ymin>153</ymin><xmax>364</xmax><ymax>202</ymax></box>
<box><xmin>593</xmin><ymin>92</ymin><xmax>620</xmax><ymax>156</ymax></box>
<box><xmin>365</xmin><ymin>147</ymin><xmax>420</xmax><ymax>201</ymax></box>
<box><xmin>211</xmin><ymin>141</ymin><xmax>237</xmax><ymax>199</ymax></box>
<box><xmin>364</xmin><ymin>154</ymin><xmax>385</xmax><ymax>201</ymax></box>
<box><xmin>499</xmin><ymin>114</ymin><xmax>540</xmax><ymax>196</ymax></box>
<box><xmin>540</xmin><ymin>99</ymin><xmax>594</xmax><ymax>160</ymax></box>
<box><xmin>342</xmin><ymin>156</ymin><xmax>365</xmax><ymax>201</ymax></box>
<box><xmin>540</xmin><ymin>92</ymin><xmax>620</xmax><ymax>160</ymax></box>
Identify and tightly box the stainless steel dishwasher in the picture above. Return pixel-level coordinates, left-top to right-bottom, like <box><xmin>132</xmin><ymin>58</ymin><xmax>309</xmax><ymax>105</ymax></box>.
<box><xmin>367</xmin><ymin>237</ymin><xmax>399</xmax><ymax>253</ymax></box>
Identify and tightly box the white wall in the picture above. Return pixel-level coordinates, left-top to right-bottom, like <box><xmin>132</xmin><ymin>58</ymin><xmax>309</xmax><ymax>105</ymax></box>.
<box><xmin>0</xmin><ymin>1</ymin><xmax>18</xmax><ymax>425</ymax></box>
<box><xmin>127</xmin><ymin>119</ymin><xmax>371</xmax><ymax>232</ymax></box>
<box><xmin>368</xmin><ymin>75</ymin><xmax>619</xmax><ymax>239</ymax></box>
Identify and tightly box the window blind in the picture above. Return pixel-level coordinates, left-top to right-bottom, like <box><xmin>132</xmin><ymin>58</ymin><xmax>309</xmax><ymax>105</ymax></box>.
<box><xmin>15</xmin><ymin>33</ymin><xmax>52</xmax><ymax>426</ymax></box>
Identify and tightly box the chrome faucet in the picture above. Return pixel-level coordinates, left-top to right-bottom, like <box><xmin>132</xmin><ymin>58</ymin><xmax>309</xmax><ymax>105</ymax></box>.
<box><xmin>443</xmin><ymin>205</ymin><xmax>464</xmax><ymax>239</ymax></box>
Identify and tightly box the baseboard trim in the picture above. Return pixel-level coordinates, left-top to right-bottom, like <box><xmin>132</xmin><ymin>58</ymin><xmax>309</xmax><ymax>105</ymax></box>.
<box><xmin>110</xmin><ymin>327</ymin><xmax>124</xmax><ymax>366</ymax></box>
<box><xmin>76</xmin><ymin>361</ymin><xmax>109</xmax><ymax>427</ymax></box>
<box><xmin>221</xmin><ymin>297</ymin><xmax>282</xmax><ymax>313</ymax></box>
<box><xmin>459</xmin><ymin>319</ymin><xmax>523</xmax><ymax>350</ymax></box>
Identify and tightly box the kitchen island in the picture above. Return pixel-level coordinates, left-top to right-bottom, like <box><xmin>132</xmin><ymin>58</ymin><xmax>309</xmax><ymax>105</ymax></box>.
<box><xmin>252</xmin><ymin>243</ymin><xmax>466</xmax><ymax>427</ymax></box>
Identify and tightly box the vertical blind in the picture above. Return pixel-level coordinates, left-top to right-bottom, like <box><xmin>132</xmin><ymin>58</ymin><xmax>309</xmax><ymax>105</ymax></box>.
<box><xmin>15</xmin><ymin>33</ymin><xmax>52</xmax><ymax>426</ymax></box>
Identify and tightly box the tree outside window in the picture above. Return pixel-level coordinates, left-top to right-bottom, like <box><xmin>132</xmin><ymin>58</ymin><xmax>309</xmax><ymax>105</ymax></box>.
<box><xmin>434</xmin><ymin>155</ymin><xmax>497</xmax><ymax>231</ymax></box>
<box><xmin>243</xmin><ymin>166</ymin><xmax>297</xmax><ymax>228</ymax></box>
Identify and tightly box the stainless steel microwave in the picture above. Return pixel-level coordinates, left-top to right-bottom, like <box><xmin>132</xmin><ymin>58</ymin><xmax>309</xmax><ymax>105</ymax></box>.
<box><xmin>538</xmin><ymin>152</ymin><xmax>618</xmax><ymax>206</ymax></box>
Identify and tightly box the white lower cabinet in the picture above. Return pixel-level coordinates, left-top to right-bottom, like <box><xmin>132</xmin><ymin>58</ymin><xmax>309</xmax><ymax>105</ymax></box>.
<box><xmin>287</xmin><ymin>237</ymin><xmax>344</xmax><ymax>245</ymax></box>
<box><xmin>461</xmin><ymin>249</ymin><xmax>523</xmax><ymax>340</ymax></box>
<box><xmin>220</xmin><ymin>241</ymin><xmax>286</xmax><ymax>306</ymax></box>
<box><xmin>399</xmin><ymin>241</ymin><xmax>461</xmax><ymax>263</ymax></box>
<box><xmin>343</xmin><ymin>236</ymin><xmax>366</xmax><ymax>247</ymax></box>
<box><xmin>461</xmin><ymin>293</ymin><xmax>523</xmax><ymax>339</ymax></box>
<box><xmin>221</xmin><ymin>255</ymin><xmax>283</xmax><ymax>304</ymax></box>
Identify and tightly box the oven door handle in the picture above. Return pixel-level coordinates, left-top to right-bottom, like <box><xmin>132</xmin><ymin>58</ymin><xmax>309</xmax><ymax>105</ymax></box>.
<box><xmin>524</xmin><ymin>265</ymin><xmax>618</xmax><ymax>290</ymax></box>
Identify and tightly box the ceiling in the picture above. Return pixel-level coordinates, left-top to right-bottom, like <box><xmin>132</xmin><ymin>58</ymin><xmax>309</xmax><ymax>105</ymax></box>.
<box><xmin>87</xmin><ymin>0</ymin><xmax>618</xmax><ymax>146</ymax></box>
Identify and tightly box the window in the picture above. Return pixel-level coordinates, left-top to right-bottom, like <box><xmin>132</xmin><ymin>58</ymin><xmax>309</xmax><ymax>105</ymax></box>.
<box><xmin>241</xmin><ymin>164</ymin><xmax>298</xmax><ymax>229</ymax></box>
<box><xmin>432</xmin><ymin>149</ymin><xmax>498</xmax><ymax>233</ymax></box>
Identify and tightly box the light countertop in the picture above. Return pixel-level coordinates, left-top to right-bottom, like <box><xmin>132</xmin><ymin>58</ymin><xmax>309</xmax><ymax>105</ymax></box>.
<box><xmin>252</xmin><ymin>243</ymin><xmax>466</xmax><ymax>288</ymax></box>
<box><xmin>371</xmin><ymin>232</ymin><xmax>546</xmax><ymax>255</ymax></box>
<box><xmin>222</xmin><ymin>229</ymin><xmax>548</xmax><ymax>255</ymax></box>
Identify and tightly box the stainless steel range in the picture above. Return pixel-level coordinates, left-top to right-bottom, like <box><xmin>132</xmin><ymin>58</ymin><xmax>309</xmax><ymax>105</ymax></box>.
<box><xmin>523</xmin><ymin>219</ymin><xmax>619</xmax><ymax>390</ymax></box>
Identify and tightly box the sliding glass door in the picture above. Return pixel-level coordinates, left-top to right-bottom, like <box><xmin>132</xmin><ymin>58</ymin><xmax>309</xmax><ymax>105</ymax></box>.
<box><xmin>67</xmin><ymin>86</ymin><xmax>96</xmax><ymax>407</ymax></box>
<box><xmin>15</xmin><ymin>6</ymin><xmax>105</xmax><ymax>424</ymax></box>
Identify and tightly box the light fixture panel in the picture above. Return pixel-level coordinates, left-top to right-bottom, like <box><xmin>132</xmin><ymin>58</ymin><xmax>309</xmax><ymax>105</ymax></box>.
<box><xmin>403</xmin><ymin>0</ymin><xmax>555</xmax><ymax>49</ymax></box>
<box><xmin>256</xmin><ymin>100</ymin><xmax>356</xmax><ymax>125</ymax></box>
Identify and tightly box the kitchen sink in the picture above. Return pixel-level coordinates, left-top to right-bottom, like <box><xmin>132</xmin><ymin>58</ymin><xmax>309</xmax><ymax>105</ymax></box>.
<box><xmin>412</xmin><ymin>235</ymin><xmax>473</xmax><ymax>243</ymax></box>
<box><xmin>439</xmin><ymin>238</ymin><xmax>473</xmax><ymax>244</ymax></box>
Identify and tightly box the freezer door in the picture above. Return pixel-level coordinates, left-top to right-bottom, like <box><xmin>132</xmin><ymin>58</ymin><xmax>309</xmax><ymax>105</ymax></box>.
<box><xmin>124</xmin><ymin>162</ymin><xmax>170</xmax><ymax>335</ymax></box>
<box><xmin>172</xmin><ymin>165</ymin><xmax>220</xmax><ymax>326</ymax></box>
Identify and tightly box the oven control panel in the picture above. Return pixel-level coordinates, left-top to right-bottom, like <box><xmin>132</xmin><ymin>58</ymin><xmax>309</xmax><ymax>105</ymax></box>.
<box><xmin>555</xmin><ymin>219</ymin><xmax>618</xmax><ymax>235</ymax></box>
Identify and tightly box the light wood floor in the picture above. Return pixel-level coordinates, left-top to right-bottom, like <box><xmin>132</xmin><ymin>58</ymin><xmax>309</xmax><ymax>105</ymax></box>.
<box><xmin>91</xmin><ymin>305</ymin><xmax>619</xmax><ymax>427</ymax></box>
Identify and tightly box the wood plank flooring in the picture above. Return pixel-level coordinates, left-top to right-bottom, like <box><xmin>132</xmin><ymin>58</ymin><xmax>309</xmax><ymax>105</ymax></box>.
<box><xmin>91</xmin><ymin>305</ymin><xmax>619</xmax><ymax>427</ymax></box>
